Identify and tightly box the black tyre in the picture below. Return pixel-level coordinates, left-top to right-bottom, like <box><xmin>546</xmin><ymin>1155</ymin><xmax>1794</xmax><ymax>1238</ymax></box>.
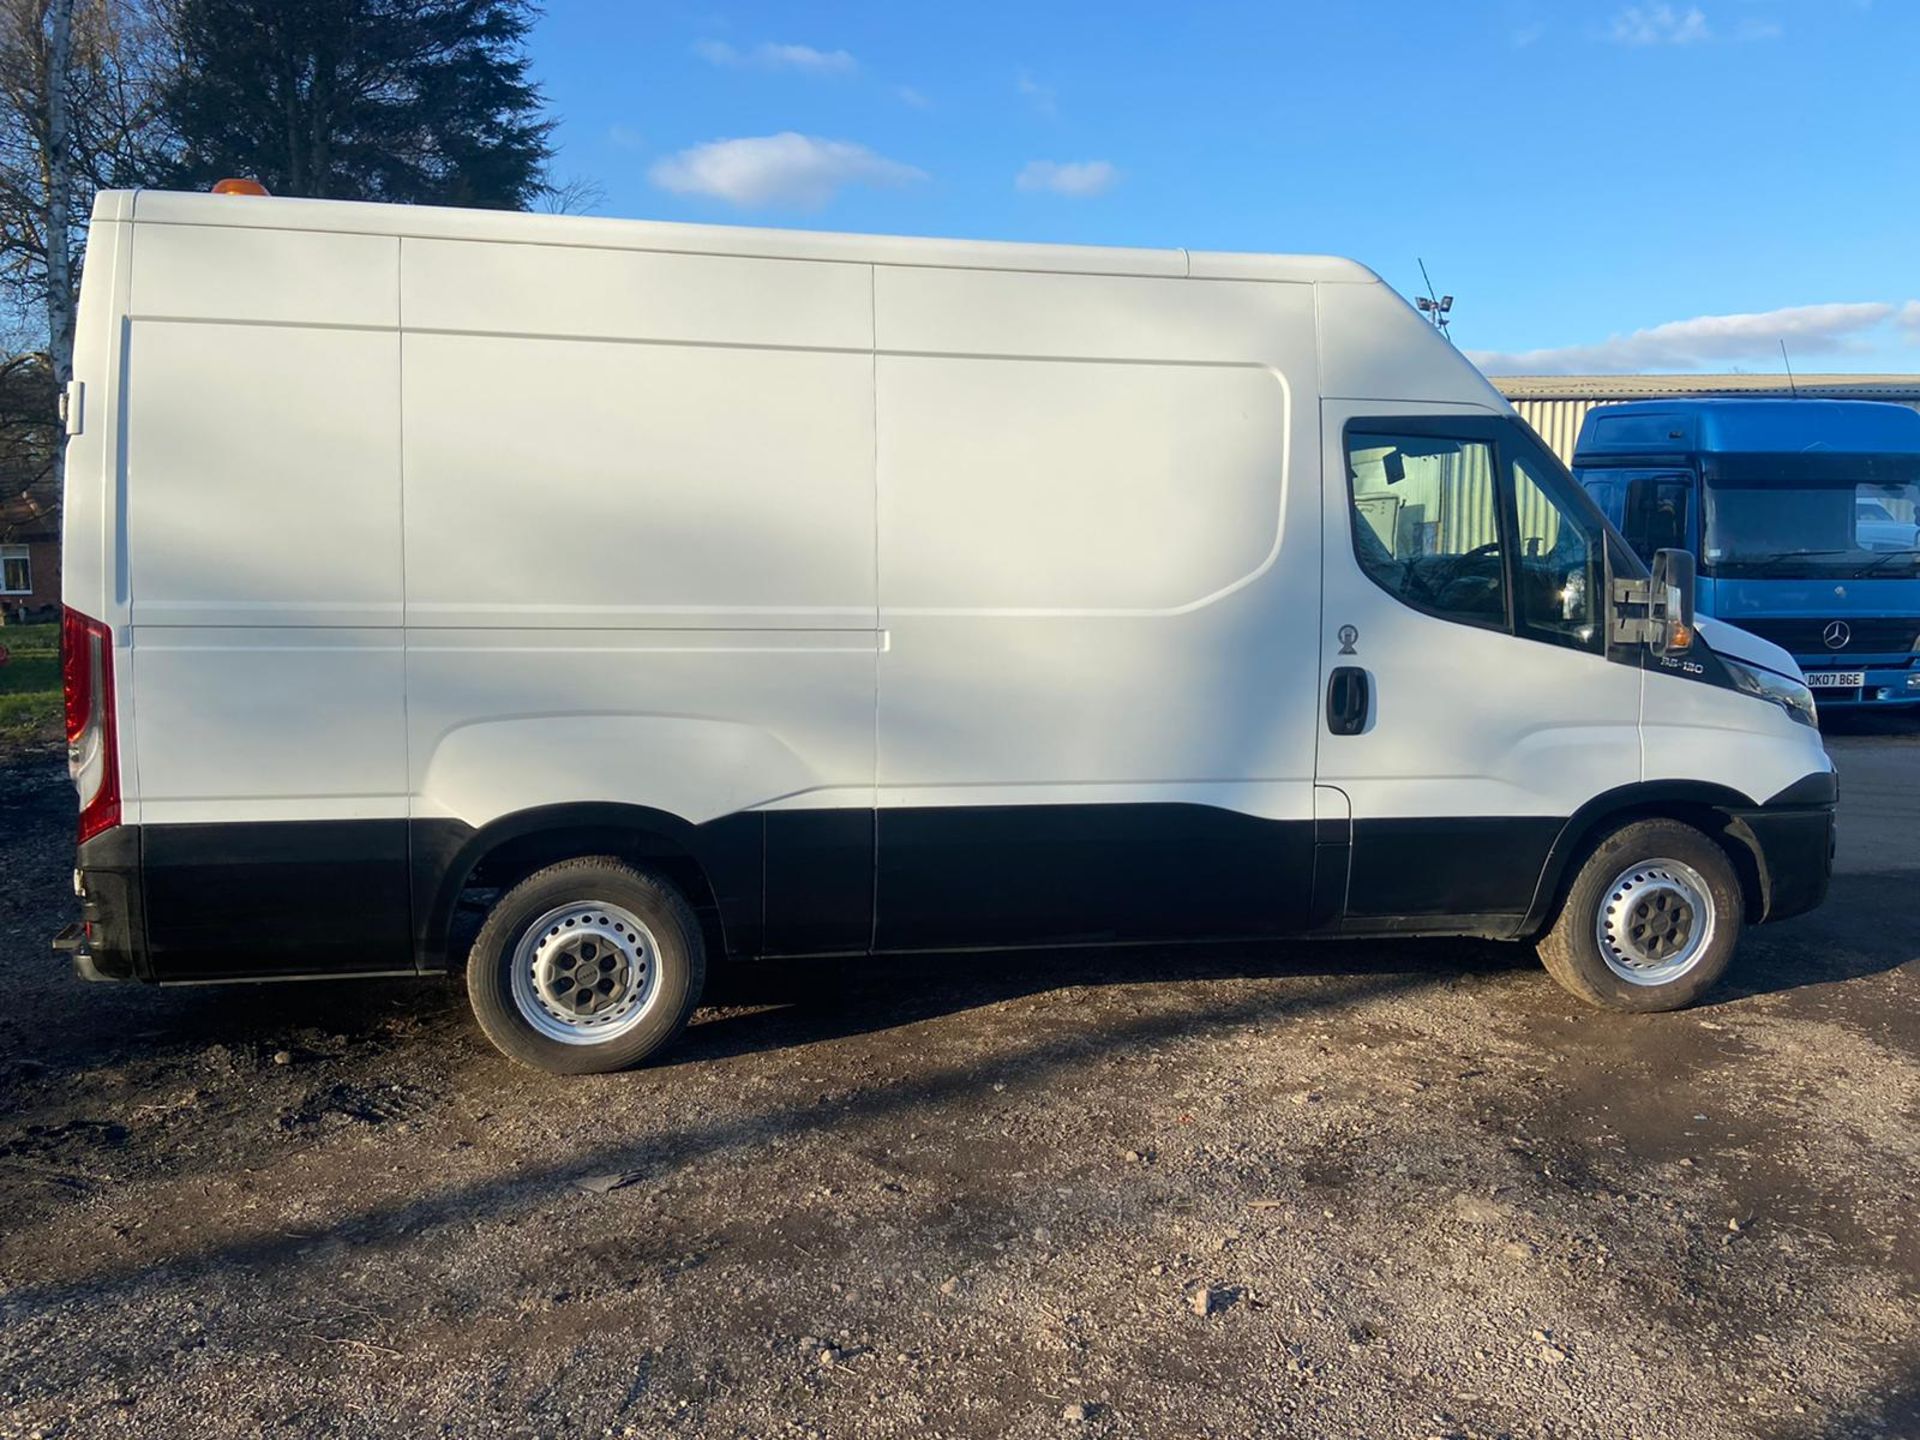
<box><xmin>466</xmin><ymin>857</ymin><xmax>705</xmax><ymax>1074</ymax></box>
<box><xmin>1536</xmin><ymin>818</ymin><xmax>1744</xmax><ymax>1013</ymax></box>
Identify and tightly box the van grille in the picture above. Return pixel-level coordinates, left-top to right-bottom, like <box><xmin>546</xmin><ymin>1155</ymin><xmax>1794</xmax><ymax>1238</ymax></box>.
<box><xmin>1731</xmin><ymin>617</ymin><xmax>1920</xmax><ymax>656</ymax></box>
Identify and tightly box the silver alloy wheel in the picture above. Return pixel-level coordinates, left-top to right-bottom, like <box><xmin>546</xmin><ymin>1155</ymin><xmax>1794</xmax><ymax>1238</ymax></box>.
<box><xmin>508</xmin><ymin>900</ymin><xmax>662</xmax><ymax>1046</ymax></box>
<box><xmin>1593</xmin><ymin>857</ymin><xmax>1717</xmax><ymax>986</ymax></box>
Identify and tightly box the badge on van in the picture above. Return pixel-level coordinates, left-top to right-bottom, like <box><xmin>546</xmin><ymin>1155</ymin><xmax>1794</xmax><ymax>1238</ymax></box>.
<box><xmin>1337</xmin><ymin>625</ymin><xmax>1359</xmax><ymax>655</ymax></box>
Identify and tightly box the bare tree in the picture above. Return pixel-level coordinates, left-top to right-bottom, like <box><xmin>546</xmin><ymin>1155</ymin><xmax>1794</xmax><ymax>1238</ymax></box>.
<box><xmin>534</xmin><ymin>172</ymin><xmax>606</xmax><ymax>216</ymax></box>
<box><xmin>39</xmin><ymin>0</ymin><xmax>70</xmax><ymax>379</ymax></box>
<box><xmin>0</xmin><ymin>0</ymin><xmax>164</xmax><ymax>531</ymax></box>
<box><xmin>0</xmin><ymin>349</ymin><xmax>54</xmax><ymax>535</ymax></box>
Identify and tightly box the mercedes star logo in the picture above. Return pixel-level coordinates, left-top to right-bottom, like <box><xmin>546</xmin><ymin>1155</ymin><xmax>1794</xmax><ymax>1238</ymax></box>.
<box><xmin>1823</xmin><ymin>620</ymin><xmax>1852</xmax><ymax>650</ymax></box>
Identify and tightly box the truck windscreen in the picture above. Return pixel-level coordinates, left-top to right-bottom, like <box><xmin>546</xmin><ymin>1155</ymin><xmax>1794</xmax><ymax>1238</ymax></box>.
<box><xmin>1702</xmin><ymin>452</ymin><xmax>1920</xmax><ymax>579</ymax></box>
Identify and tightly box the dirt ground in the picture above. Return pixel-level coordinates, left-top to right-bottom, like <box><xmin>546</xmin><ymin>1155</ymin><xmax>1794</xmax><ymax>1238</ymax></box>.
<box><xmin>1</xmin><ymin>725</ymin><xmax>1916</xmax><ymax>1440</ymax></box>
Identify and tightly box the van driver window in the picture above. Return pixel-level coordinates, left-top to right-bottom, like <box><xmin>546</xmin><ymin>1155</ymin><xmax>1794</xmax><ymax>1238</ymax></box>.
<box><xmin>1346</xmin><ymin>434</ymin><xmax>1506</xmax><ymax>629</ymax></box>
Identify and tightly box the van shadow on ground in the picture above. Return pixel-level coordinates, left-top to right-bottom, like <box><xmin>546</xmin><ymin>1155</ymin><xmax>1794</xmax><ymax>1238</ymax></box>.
<box><xmin>82</xmin><ymin>858</ymin><xmax>1919</xmax><ymax>1074</ymax></box>
<box><xmin>6</xmin><ymin>886</ymin><xmax>1910</xmax><ymax>1091</ymax></box>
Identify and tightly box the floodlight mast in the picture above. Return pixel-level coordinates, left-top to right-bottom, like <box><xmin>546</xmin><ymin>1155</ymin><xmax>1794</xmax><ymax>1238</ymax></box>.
<box><xmin>1415</xmin><ymin>258</ymin><xmax>1454</xmax><ymax>342</ymax></box>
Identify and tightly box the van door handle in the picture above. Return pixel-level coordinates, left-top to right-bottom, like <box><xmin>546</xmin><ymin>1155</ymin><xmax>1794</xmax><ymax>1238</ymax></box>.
<box><xmin>1326</xmin><ymin>667</ymin><xmax>1369</xmax><ymax>736</ymax></box>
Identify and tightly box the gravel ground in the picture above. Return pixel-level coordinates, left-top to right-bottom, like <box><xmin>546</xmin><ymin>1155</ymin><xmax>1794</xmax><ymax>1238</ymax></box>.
<box><xmin>0</xmin><ymin>725</ymin><xmax>1916</xmax><ymax>1440</ymax></box>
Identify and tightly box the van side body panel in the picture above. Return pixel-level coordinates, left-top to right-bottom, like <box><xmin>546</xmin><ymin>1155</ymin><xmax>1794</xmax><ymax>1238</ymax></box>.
<box><xmin>65</xmin><ymin>193</ymin><xmax>1833</xmax><ymax>986</ymax></box>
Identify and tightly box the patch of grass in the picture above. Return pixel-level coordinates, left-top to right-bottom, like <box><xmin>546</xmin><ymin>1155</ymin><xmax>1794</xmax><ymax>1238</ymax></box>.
<box><xmin>0</xmin><ymin>626</ymin><xmax>61</xmax><ymax>754</ymax></box>
<box><xmin>0</xmin><ymin>653</ymin><xmax>57</xmax><ymax>695</ymax></box>
<box><xmin>0</xmin><ymin>620</ymin><xmax>56</xmax><ymax>649</ymax></box>
<box><xmin>0</xmin><ymin>690</ymin><xmax>60</xmax><ymax>752</ymax></box>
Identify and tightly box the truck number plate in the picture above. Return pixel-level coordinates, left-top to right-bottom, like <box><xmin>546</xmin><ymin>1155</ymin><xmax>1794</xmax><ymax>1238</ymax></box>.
<box><xmin>1804</xmin><ymin>671</ymin><xmax>1865</xmax><ymax>689</ymax></box>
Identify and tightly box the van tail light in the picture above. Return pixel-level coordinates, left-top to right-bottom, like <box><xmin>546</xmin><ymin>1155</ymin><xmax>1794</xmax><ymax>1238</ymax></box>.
<box><xmin>62</xmin><ymin>607</ymin><xmax>121</xmax><ymax>843</ymax></box>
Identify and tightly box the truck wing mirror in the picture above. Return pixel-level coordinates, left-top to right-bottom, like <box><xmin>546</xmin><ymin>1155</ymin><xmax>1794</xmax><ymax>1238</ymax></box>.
<box><xmin>1650</xmin><ymin>548</ymin><xmax>1696</xmax><ymax>656</ymax></box>
<box><xmin>1610</xmin><ymin>547</ymin><xmax>1696</xmax><ymax>655</ymax></box>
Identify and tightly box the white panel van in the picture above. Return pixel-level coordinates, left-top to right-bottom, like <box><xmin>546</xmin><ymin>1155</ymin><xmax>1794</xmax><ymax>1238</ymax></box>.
<box><xmin>53</xmin><ymin>190</ymin><xmax>1836</xmax><ymax>1073</ymax></box>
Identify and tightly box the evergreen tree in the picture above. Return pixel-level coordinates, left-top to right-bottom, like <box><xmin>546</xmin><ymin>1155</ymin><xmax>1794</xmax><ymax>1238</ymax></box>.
<box><xmin>159</xmin><ymin>0</ymin><xmax>552</xmax><ymax>208</ymax></box>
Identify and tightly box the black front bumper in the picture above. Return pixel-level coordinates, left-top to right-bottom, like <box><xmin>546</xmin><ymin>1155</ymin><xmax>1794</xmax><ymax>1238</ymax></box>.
<box><xmin>1736</xmin><ymin>771</ymin><xmax>1838</xmax><ymax>925</ymax></box>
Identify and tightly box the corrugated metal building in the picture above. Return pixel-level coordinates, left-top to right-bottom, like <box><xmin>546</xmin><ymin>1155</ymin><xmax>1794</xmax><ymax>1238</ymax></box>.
<box><xmin>1491</xmin><ymin>374</ymin><xmax>1920</xmax><ymax>466</ymax></box>
<box><xmin>1351</xmin><ymin>434</ymin><xmax>1562</xmax><ymax>556</ymax></box>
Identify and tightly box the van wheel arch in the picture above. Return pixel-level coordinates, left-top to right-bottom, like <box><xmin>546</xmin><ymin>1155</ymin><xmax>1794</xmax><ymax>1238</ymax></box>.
<box><xmin>1523</xmin><ymin>783</ymin><xmax>1765</xmax><ymax>940</ymax></box>
<box><xmin>420</xmin><ymin>804</ymin><xmax>735</xmax><ymax>973</ymax></box>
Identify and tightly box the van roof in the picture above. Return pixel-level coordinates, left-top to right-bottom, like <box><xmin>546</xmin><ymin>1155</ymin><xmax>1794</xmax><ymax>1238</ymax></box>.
<box><xmin>96</xmin><ymin>188</ymin><xmax>1383</xmax><ymax>286</ymax></box>
<box><xmin>1575</xmin><ymin>397</ymin><xmax>1920</xmax><ymax>460</ymax></box>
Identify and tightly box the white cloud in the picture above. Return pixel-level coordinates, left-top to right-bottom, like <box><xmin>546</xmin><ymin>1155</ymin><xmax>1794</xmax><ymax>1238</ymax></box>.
<box><xmin>1610</xmin><ymin>4</ymin><xmax>1712</xmax><ymax>44</ymax></box>
<box><xmin>893</xmin><ymin>84</ymin><xmax>932</xmax><ymax>109</ymax></box>
<box><xmin>1504</xmin><ymin>0</ymin><xmax>1548</xmax><ymax>47</ymax></box>
<box><xmin>1017</xmin><ymin>71</ymin><xmax>1058</xmax><ymax>117</ymax></box>
<box><xmin>648</xmin><ymin>133</ymin><xmax>925</xmax><ymax>210</ymax></box>
<box><xmin>693</xmin><ymin>39</ymin><xmax>857</xmax><ymax>75</ymax></box>
<box><xmin>607</xmin><ymin>124</ymin><xmax>645</xmax><ymax>151</ymax></box>
<box><xmin>1468</xmin><ymin>302</ymin><xmax>1912</xmax><ymax>374</ymax></box>
<box><xmin>1015</xmin><ymin>159</ymin><xmax>1120</xmax><ymax>198</ymax></box>
<box><xmin>1604</xmin><ymin>4</ymin><xmax>1783</xmax><ymax>45</ymax></box>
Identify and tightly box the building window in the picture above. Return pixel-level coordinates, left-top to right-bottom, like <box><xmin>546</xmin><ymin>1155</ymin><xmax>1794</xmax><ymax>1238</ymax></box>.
<box><xmin>0</xmin><ymin>545</ymin><xmax>28</xmax><ymax>595</ymax></box>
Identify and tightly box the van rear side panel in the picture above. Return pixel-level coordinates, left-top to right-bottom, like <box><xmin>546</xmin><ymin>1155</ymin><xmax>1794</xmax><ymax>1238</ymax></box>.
<box><xmin>62</xmin><ymin>202</ymin><xmax>130</xmax><ymax>626</ymax></box>
<box><xmin>115</xmin><ymin>217</ymin><xmax>411</xmax><ymax>976</ymax></box>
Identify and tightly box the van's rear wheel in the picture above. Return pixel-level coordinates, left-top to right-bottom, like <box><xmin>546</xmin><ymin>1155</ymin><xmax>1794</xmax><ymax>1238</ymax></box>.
<box><xmin>1537</xmin><ymin>818</ymin><xmax>1743</xmax><ymax>1012</ymax></box>
<box><xmin>467</xmin><ymin>858</ymin><xmax>705</xmax><ymax>1074</ymax></box>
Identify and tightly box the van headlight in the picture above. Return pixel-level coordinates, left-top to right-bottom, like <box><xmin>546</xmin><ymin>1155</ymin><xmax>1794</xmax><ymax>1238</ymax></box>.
<box><xmin>1722</xmin><ymin>656</ymin><xmax>1818</xmax><ymax>728</ymax></box>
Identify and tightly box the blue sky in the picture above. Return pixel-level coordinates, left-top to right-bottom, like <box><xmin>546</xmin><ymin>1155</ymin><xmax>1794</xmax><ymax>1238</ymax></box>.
<box><xmin>530</xmin><ymin>1</ymin><xmax>1918</xmax><ymax>375</ymax></box>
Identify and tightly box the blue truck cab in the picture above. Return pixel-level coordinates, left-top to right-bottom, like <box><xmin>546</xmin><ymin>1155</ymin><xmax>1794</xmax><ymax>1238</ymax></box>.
<box><xmin>1574</xmin><ymin>398</ymin><xmax>1920</xmax><ymax>709</ymax></box>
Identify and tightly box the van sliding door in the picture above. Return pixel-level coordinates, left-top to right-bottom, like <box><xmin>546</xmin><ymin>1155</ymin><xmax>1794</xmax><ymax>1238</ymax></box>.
<box><xmin>869</xmin><ymin>268</ymin><xmax>1323</xmax><ymax>951</ymax></box>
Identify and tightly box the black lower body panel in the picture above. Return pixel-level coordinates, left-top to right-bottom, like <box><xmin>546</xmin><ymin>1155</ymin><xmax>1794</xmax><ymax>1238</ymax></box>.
<box><xmin>765</xmin><ymin>808</ymin><xmax>873</xmax><ymax>955</ymax></box>
<box><xmin>1343</xmin><ymin>816</ymin><xmax>1564</xmax><ymax>926</ymax></box>
<box><xmin>142</xmin><ymin>820</ymin><xmax>414</xmax><ymax>979</ymax></box>
<box><xmin>875</xmin><ymin>803</ymin><xmax>1316</xmax><ymax>951</ymax></box>
<box><xmin>66</xmin><ymin>803</ymin><xmax>1617</xmax><ymax>982</ymax></box>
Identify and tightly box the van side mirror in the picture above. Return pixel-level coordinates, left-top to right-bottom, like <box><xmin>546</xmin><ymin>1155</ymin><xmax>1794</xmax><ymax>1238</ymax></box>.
<box><xmin>1650</xmin><ymin>548</ymin><xmax>1696</xmax><ymax>656</ymax></box>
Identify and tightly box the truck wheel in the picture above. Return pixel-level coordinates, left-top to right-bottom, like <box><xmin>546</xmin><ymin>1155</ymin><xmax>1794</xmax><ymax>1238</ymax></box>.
<box><xmin>466</xmin><ymin>857</ymin><xmax>705</xmax><ymax>1074</ymax></box>
<box><xmin>1536</xmin><ymin>818</ymin><xmax>1744</xmax><ymax>1013</ymax></box>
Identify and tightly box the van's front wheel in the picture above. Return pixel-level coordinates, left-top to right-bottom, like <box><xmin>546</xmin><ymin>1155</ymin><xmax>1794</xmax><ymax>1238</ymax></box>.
<box><xmin>466</xmin><ymin>858</ymin><xmax>706</xmax><ymax>1074</ymax></box>
<box><xmin>1537</xmin><ymin>819</ymin><xmax>1743</xmax><ymax>1012</ymax></box>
